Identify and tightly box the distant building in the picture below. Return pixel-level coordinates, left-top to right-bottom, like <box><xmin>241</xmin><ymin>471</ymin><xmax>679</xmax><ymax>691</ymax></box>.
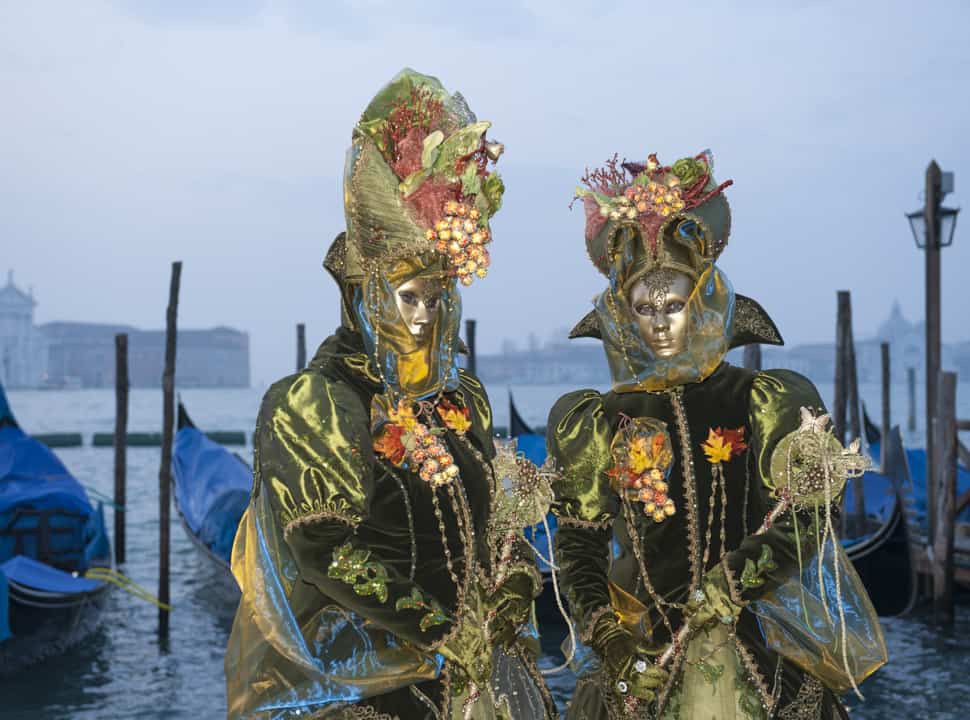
<box><xmin>0</xmin><ymin>270</ymin><xmax>47</xmax><ymax>388</ymax></box>
<box><xmin>40</xmin><ymin>322</ymin><xmax>250</xmax><ymax>388</ymax></box>
<box><xmin>0</xmin><ymin>268</ymin><xmax>250</xmax><ymax>389</ymax></box>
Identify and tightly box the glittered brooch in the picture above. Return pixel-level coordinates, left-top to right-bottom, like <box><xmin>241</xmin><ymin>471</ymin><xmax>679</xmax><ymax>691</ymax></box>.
<box><xmin>607</xmin><ymin>416</ymin><xmax>676</xmax><ymax>523</ymax></box>
<box><xmin>372</xmin><ymin>397</ymin><xmax>470</xmax><ymax>487</ymax></box>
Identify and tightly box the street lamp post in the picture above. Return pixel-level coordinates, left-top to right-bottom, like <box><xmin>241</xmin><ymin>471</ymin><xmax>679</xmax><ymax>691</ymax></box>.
<box><xmin>906</xmin><ymin>161</ymin><xmax>959</xmax><ymax>540</ymax></box>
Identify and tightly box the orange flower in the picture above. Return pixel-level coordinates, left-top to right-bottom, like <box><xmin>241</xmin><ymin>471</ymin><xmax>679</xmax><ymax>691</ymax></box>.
<box><xmin>437</xmin><ymin>398</ymin><xmax>471</xmax><ymax>435</ymax></box>
<box><xmin>374</xmin><ymin>424</ymin><xmax>407</xmax><ymax>466</ymax></box>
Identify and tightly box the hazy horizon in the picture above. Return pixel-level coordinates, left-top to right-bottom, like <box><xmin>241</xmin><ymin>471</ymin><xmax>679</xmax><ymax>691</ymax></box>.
<box><xmin>4</xmin><ymin>1</ymin><xmax>969</xmax><ymax>386</ymax></box>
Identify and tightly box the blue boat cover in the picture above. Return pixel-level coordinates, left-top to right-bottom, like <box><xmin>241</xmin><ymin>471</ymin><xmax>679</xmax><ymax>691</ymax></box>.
<box><xmin>0</xmin><ymin>555</ymin><xmax>102</xmax><ymax>594</ymax></box>
<box><xmin>840</xmin><ymin>468</ymin><xmax>896</xmax><ymax>526</ymax></box>
<box><xmin>0</xmin><ymin>567</ymin><xmax>9</xmax><ymax>643</ymax></box>
<box><xmin>1</xmin><ymin>397</ymin><xmax>99</xmax><ymax>573</ymax></box>
<box><xmin>868</xmin><ymin>441</ymin><xmax>970</xmax><ymax>526</ymax></box>
<box><xmin>173</xmin><ymin>426</ymin><xmax>252</xmax><ymax>564</ymax></box>
<box><xmin>0</xmin><ymin>425</ymin><xmax>91</xmax><ymax>517</ymax></box>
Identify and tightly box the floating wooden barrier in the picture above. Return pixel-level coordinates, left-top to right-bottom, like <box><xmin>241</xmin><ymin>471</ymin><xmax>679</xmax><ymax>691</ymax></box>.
<box><xmin>93</xmin><ymin>430</ymin><xmax>247</xmax><ymax>447</ymax></box>
<box><xmin>93</xmin><ymin>432</ymin><xmax>163</xmax><ymax>447</ymax></box>
<box><xmin>32</xmin><ymin>432</ymin><xmax>83</xmax><ymax>448</ymax></box>
<box><xmin>202</xmin><ymin>431</ymin><xmax>246</xmax><ymax>446</ymax></box>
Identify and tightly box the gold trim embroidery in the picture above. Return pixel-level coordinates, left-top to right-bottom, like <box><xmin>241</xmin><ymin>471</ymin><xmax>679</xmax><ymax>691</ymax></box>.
<box><xmin>777</xmin><ymin>674</ymin><xmax>824</xmax><ymax>720</ymax></box>
<box><xmin>282</xmin><ymin>508</ymin><xmax>362</xmax><ymax>539</ymax></box>
<box><xmin>556</xmin><ymin>515</ymin><xmax>614</xmax><ymax>531</ymax></box>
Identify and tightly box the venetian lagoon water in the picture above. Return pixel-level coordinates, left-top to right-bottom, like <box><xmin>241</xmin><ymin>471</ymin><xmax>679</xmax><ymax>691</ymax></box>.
<box><xmin>2</xmin><ymin>381</ymin><xmax>970</xmax><ymax>719</ymax></box>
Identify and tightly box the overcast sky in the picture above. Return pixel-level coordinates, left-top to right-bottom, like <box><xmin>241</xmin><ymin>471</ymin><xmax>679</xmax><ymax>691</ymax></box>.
<box><xmin>2</xmin><ymin>1</ymin><xmax>968</xmax><ymax>386</ymax></box>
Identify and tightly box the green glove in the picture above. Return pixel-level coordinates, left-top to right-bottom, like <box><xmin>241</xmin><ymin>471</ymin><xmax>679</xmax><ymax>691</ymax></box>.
<box><xmin>440</xmin><ymin>604</ymin><xmax>491</xmax><ymax>689</ymax></box>
<box><xmin>684</xmin><ymin>566</ymin><xmax>742</xmax><ymax>631</ymax></box>
<box><xmin>484</xmin><ymin>571</ymin><xmax>535</xmax><ymax>647</ymax></box>
<box><xmin>591</xmin><ymin>614</ymin><xmax>669</xmax><ymax>702</ymax></box>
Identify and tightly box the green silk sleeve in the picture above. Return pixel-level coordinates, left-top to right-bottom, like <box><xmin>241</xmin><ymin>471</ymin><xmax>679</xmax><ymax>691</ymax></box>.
<box><xmin>546</xmin><ymin>390</ymin><xmax>618</xmax><ymax>637</ymax></box>
<box><xmin>721</xmin><ymin>369</ymin><xmax>829</xmax><ymax>604</ymax></box>
<box><xmin>257</xmin><ymin>372</ymin><xmax>455</xmax><ymax>650</ymax></box>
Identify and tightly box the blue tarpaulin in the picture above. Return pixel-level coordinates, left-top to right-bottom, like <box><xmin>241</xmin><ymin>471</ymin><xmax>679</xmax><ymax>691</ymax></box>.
<box><xmin>0</xmin><ymin>567</ymin><xmax>9</xmax><ymax>643</ymax></box>
<box><xmin>0</xmin><ymin>555</ymin><xmax>102</xmax><ymax>594</ymax></box>
<box><xmin>867</xmin><ymin>441</ymin><xmax>970</xmax><ymax>528</ymax></box>
<box><xmin>1</xmin><ymin>389</ymin><xmax>97</xmax><ymax>572</ymax></box>
<box><xmin>173</xmin><ymin>426</ymin><xmax>252</xmax><ymax>564</ymax></box>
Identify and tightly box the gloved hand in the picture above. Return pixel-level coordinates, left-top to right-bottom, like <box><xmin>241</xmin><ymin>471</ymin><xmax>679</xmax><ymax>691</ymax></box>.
<box><xmin>591</xmin><ymin>614</ymin><xmax>669</xmax><ymax>702</ymax></box>
<box><xmin>684</xmin><ymin>566</ymin><xmax>742</xmax><ymax>631</ymax></box>
<box><xmin>483</xmin><ymin>571</ymin><xmax>535</xmax><ymax>648</ymax></box>
<box><xmin>440</xmin><ymin>605</ymin><xmax>492</xmax><ymax>690</ymax></box>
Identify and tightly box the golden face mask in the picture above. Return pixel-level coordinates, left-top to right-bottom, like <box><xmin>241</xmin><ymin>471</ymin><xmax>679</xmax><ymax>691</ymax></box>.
<box><xmin>356</xmin><ymin>255</ymin><xmax>461</xmax><ymax>402</ymax></box>
<box><xmin>595</xmin><ymin>261</ymin><xmax>734</xmax><ymax>393</ymax></box>
<box><xmin>628</xmin><ymin>270</ymin><xmax>693</xmax><ymax>359</ymax></box>
<box><xmin>393</xmin><ymin>275</ymin><xmax>443</xmax><ymax>345</ymax></box>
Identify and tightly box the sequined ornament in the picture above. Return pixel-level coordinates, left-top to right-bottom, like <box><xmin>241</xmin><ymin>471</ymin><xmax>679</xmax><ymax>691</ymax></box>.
<box><xmin>427</xmin><ymin>200</ymin><xmax>492</xmax><ymax>285</ymax></box>
<box><xmin>607</xmin><ymin>417</ymin><xmax>676</xmax><ymax>522</ymax></box>
<box><xmin>372</xmin><ymin>399</ymin><xmax>461</xmax><ymax>487</ymax></box>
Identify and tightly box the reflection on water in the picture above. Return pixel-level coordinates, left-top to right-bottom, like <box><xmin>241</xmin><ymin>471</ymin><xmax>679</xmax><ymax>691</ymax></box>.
<box><xmin>2</xmin><ymin>388</ymin><xmax>969</xmax><ymax>718</ymax></box>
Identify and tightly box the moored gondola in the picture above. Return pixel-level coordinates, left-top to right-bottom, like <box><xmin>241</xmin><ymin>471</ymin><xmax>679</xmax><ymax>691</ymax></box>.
<box><xmin>172</xmin><ymin>400</ymin><xmax>251</xmax><ymax>577</ymax></box>
<box><xmin>842</xmin><ymin>426</ymin><xmax>918</xmax><ymax>616</ymax></box>
<box><xmin>0</xmin><ymin>381</ymin><xmax>110</xmax><ymax>673</ymax></box>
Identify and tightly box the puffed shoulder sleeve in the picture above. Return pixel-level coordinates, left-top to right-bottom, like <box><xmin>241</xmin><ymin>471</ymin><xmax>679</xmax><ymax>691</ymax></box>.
<box><xmin>547</xmin><ymin>390</ymin><xmax>618</xmax><ymax>526</ymax></box>
<box><xmin>721</xmin><ymin>369</ymin><xmax>830</xmax><ymax>604</ymax></box>
<box><xmin>258</xmin><ymin>372</ymin><xmax>371</xmax><ymax>537</ymax></box>
<box><xmin>257</xmin><ymin>372</ymin><xmax>455</xmax><ymax>650</ymax></box>
<box><xmin>546</xmin><ymin>390</ymin><xmax>618</xmax><ymax>638</ymax></box>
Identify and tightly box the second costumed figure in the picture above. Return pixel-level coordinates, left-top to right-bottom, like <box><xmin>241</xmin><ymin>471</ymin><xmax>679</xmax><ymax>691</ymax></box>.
<box><xmin>548</xmin><ymin>152</ymin><xmax>886</xmax><ymax>719</ymax></box>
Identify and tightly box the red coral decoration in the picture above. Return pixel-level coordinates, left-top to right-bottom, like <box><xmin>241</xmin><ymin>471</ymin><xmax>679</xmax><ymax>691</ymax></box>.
<box><xmin>580</xmin><ymin>153</ymin><xmax>632</xmax><ymax>196</ymax></box>
<box><xmin>383</xmin><ymin>86</ymin><xmax>444</xmax><ymax>177</ymax></box>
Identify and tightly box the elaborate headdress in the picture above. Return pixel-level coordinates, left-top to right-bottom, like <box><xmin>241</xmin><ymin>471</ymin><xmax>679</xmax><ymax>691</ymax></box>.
<box><xmin>328</xmin><ymin>69</ymin><xmax>504</xmax><ymax>400</ymax></box>
<box><xmin>571</xmin><ymin>151</ymin><xmax>781</xmax><ymax>391</ymax></box>
<box><xmin>340</xmin><ymin>68</ymin><xmax>504</xmax><ymax>287</ymax></box>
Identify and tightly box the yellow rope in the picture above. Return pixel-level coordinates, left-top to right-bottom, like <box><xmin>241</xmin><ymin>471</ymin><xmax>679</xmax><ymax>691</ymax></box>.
<box><xmin>83</xmin><ymin>567</ymin><xmax>173</xmax><ymax>611</ymax></box>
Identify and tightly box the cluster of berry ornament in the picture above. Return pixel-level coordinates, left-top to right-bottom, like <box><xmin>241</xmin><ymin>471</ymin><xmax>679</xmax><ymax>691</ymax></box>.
<box><xmin>426</xmin><ymin>200</ymin><xmax>492</xmax><ymax>286</ymax></box>
<box><xmin>626</xmin><ymin>467</ymin><xmax>676</xmax><ymax>523</ymax></box>
<box><xmin>411</xmin><ymin>423</ymin><xmax>459</xmax><ymax>487</ymax></box>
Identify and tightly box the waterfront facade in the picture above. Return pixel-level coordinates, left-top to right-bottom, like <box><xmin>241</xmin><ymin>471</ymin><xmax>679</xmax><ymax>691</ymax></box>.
<box><xmin>41</xmin><ymin>322</ymin><xmax>250</xmax><ymax>388</ymax></box>
<box><xmin>0</xmin><ymin>271</ymin><xmax>48</xmax><ymax>388</ymax></box>
<box><xmin>1</xmin><ymin>269</ymin><xmax>250</xmax><ymax>389</ymax></box>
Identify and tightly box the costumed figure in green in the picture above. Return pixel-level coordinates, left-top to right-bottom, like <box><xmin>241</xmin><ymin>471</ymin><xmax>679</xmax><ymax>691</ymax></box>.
<box><xmin>224</xmin><ymin>69</ymin><xmax>557</xmax><ymax>720</ymax></box>
<box><xmin>547</xmin><ymin>152</ymin><xmax>887</xmax><ymax>719</ymax></box>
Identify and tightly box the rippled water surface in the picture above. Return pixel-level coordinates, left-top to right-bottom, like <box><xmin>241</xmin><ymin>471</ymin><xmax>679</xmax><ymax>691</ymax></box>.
<box><xmin>2</xmin><ymin>387</ymin><xmax>969</xmax><ymax>719</ymax></box>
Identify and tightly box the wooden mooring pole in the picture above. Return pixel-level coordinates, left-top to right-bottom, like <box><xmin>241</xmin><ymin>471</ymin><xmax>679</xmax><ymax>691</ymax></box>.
<box><xmin>465</xmin><ymin>319</ymin><xmax>477</xmax><ymax>376</ymax></box>
<box><xmin>743</xmin><ymin>344</ymin><xmax>762</xmax><ymax>371</ymax></box>
<box><xmin>113</xmin><ymin>333</ymin><xmax>128</xmax><ymax>566</ymax></box>
<box><xmin>158</xmin><ymin>261</ymin><xmax>181</xmax><ymax>637</ymax></box>
<box><xmin>908</xmin><ymin>367</ymin><xmax>917</xmax><ymax>434</ymax></box>
<box><xmin>834</xmin><ymin>292</ymin><xmax>849</xmax><ymax>445</ymax></box>
<box><xmin>933</xmin><ymin>371</ymin><xmax>957</xmax><ymax>625</ymax></box>
<box><xmin>835</xmin><ymin>291</ymin><xmax>865</xmax><ymax>535</ymax></box>
<box><xmin>296</xmin><ymin>323</ymin><xmax>306</xmax><ymax>372</ymax></box>
<box><xmin>881</xmin><ymin>343</ymin><xmax>890</xmax><ymax>473</ymax></box>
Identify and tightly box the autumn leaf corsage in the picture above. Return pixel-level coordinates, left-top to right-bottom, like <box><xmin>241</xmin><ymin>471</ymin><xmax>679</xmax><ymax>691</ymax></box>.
<box><xmin>607</xmin><ymin>417</ymin><xmax>676</xmax><ymax>523</ymax></box>
<box><xmin>372</xmin><ymin>397</ymin><xmax>470</xmax><ymax>487</ymax></box>
<box><xmin>700</xmin><ymin>427</ymin><xmax>748</xmax><ymax>466</ymax></box>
